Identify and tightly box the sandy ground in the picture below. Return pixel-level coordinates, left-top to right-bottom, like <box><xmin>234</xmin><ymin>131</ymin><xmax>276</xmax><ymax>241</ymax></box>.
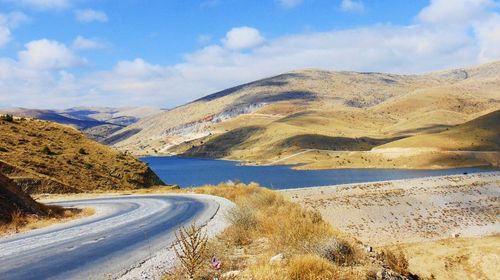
<box><xmin>282</xmin><ymin>172</ymin><xmax>500</xmax><ymax>279</ymax></box>
<box><xmin>282</xmin><ymin>172</ymin><xmax>500</xmax><ymax>245</ymax></box>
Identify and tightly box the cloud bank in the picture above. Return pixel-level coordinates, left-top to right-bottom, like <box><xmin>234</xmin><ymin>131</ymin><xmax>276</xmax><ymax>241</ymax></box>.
<box><xmin>0</xmin><ymin>0</ymin><xmax>500</xmax><ymax>109</ymax></box>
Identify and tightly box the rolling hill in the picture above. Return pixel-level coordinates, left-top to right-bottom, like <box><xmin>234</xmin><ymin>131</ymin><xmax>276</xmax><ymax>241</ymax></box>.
<box><xmin>107</xmin><ymin>61</ymin><xmax>499</xmax><ymax>169</ymax></box>
<box><xmin>0</xmin><ymin>116</ymin><xmax>163</xmax><ymax>194</ymax></box>
<box><xmin>0</xmin><ymin>107</ymin><xmax>165</xmax><ymax>142</ymax></box>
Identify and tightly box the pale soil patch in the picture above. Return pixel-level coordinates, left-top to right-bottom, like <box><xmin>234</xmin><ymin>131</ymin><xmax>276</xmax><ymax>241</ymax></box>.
<box><xmin>282</xmin><ymin>172</ymin><xmax>500</xmax><ymax>246</ymax></box>
<box><xmin>385</xmin><ymin>235</ymin><xmax>500</xmax><ymax>280</ymax></box>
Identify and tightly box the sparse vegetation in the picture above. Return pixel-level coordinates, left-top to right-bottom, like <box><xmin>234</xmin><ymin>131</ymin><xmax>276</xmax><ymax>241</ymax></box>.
<box><xmin>0</xmin><ymin>118</ymin><xmax>163</xmax><ymax>193</ymax></box>
<box><xmin>165</xmin><ymin>182</ymin><xmax>411</xmax><ymax>279</ymax></box>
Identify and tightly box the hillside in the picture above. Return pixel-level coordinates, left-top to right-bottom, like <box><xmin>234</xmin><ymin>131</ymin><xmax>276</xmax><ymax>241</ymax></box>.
<box><xmin>0</xmin><ymin>107</ymin><xmax>164</xmax><ymax>142</ymax></box>
<box><xmin>0</xmin><ymin>172</ymin><xmax>49</xmax><ymax>224</ymax></box>
<box><xmin>377</xmin><ymin>109</ymin><xmax>500</xmax><ymax>151</ymax></box>
<box><xmin>109</xmin><ymin>61</ymin><xmax>500</xmax><ymax>169</ymax></box>
<box><xmin>0</xmin><ymin>117</ymin><xmax>163</xmax><ymax>194</ymax></box>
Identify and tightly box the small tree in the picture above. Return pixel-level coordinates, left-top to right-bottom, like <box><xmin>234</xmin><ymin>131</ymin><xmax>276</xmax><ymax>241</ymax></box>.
<box><xmin>173</xmin><ymin>222</ymin><xmax>208</xmax><ymax>279</ymax></box>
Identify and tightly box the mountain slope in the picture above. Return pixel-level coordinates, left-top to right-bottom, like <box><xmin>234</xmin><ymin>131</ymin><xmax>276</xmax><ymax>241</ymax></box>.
<box><xmin>377</xmin><ymin>109</ymin><xmax>500</xmax><ymax>151</ymax></box>
<box><xmin>109</xmin><ymin>61</ymin><xmax>500</xmax><ymax>169</ymax></box>
<box><xmin>0</xmin><ymin>172</ymin><xmax>49</xmax><ymax>224</ymax></box>
<box><xmin>0</xmin><ymin>117</ymin><xmax>163</xmax><ymax>193</ymax></box>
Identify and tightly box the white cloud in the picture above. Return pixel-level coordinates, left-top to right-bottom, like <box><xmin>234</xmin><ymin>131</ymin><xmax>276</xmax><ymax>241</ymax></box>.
<box><xmin>475</xmin><ymin>14</ymin><xmax>500</xmax><ymax>62</ymax></box>
<box><xmin>340</xmin><ymin>0</ymin><xmax>365</xmax><ymax>13</ymax></box>
<box><xmin>222</xmin><ymin>26</ymin><xmax>264</xmax><ymax>50</ymax></box>
<box><xmin>418</xmin><ymin>0</ymin><xmax>496</xmax><ymax>24</ymax></box>
<box><xmin>4</xmin><ymin>0</ymin><xmax>70</xmax><ymax>10</ymax></box>
<box><xmin>0</xmin><ymin>26</ymin><xmax>10</xmax><ymax>48</ymax></box>
<box><xmin>18</xmin><ymin>39</ymin><xmax>86</xmax><ymax>70</ymax></box>
<box><xmin>72</xmin><ymin>36</ymin><xmax>107</xmax><ymax>50</ymax></box>
<box><xmin>197</xmin><ymin>34</ymin><xmax>212</xmax><ymax>44</ymax></box>
<box><xmin>277</xmin><ymin>0</ymin><xmax>303</xmax><ymax>9</ymax></box>
<box><xmin>75</xmin><ymin>9</ymin><xmax>108</xmax><ymax>23</ymax></box>
<box><xmin>1</xmin><ymin>0</ymin><xmax>500</xmax><ymax>109</ymax></box>
<box><xmin>0</xmin><ymin>12</ymin><xmax>30</xmax><ymax>48</ymax></box>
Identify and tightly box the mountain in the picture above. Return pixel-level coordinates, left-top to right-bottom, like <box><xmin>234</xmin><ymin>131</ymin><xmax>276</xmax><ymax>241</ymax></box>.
<box><xmin>107</xmin><ymin>62</ymin><xmax>500</xmax><ymax>169</ymax></box>
<box><xmin>0</xmin><ymin>107</ymin><xmax>165</xmax><ymax>142</ymax></box>
<box><xmin>0</xmin><ymin>116</ymin><xmax>163</xmax><ymax>194</ymax></box>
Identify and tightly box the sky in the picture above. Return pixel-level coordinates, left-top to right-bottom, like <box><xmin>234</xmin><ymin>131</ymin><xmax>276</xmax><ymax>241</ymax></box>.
<box><xmin>0</xmin><ymin>0</ymin><xmax>499</xmax><ymax>109</ymax></box>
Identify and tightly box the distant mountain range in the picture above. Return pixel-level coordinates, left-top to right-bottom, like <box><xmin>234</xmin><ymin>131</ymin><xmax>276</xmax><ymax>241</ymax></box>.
<box><xmin>0</xmin><ymin>107</ymin><xmax>165</xmax><ymax>142</ymax></box>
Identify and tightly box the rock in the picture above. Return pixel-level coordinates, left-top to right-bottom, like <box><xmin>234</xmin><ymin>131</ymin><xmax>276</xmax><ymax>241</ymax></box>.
<box><xmin>269</xmin><ymin>253</ymin><xmax>285</xmax><ymax>264</ymax></box>
<box><xmin>365</xmin><ymin>245</ymin><xmax>373</xmax><ymax>253</ymax></box>
<box><xmin>376</xmin><ymin>268</ymin><xmax>406</xmax><ymax>280</ymax></box>
<box><xmin>222</xmin><ymin>270</ymin><xmax>241</xmax><ymax>279</ymax></box>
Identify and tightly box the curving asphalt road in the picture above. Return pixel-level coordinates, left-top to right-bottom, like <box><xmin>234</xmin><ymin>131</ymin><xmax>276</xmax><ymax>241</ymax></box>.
<box><xmin>0</xmin><ymin>194</ymin><xmax>223</xmax><ymax>280</ymax></box>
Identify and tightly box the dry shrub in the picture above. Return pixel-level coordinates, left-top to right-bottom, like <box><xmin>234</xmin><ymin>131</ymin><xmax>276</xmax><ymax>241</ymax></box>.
<box><xmin>380</xmin><ymin>249</ymin><xmax>409</xmax><ymax>276</ymax></box>
<box><xmin>173</xmin><ymin>222</ymin><xmax>209</xmax><ymax>279</ymax></box>
<box><xmin>188</xmin><ymin>183</ymin><xmax>371</xmax><ymax>280</ymax></box>
<box><xmin>313</xmin><ymin>237</ymin><xmax>363</xmax><ymax>266</ymax></box>
<box><xmin>287</xmin><ymin>254</ymin><xmax>339</xmax><ymax>280</ymax></box>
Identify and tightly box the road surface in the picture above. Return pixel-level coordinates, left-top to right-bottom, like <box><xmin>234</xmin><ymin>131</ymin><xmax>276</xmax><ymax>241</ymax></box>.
<box><xmin>0</xmin><ymin>194</ymin><xmax>227</xmax><ymax>280</ymax></box>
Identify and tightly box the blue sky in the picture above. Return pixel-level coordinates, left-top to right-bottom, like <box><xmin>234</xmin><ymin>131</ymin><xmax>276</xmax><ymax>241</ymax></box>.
<box><xmin>0</xmin><ymin>0</ymin><xmax>499</xmax><ymax>108</ymax></box>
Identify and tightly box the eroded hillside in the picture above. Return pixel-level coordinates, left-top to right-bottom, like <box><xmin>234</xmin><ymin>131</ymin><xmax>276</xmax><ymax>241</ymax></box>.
<box><xmin>109</xmin><ymin>61</ymin><xmax>500</xmax><ymax>169</ymax></box>
<box><xmin>0</xmin><ymin>117</ymin><xmax>163</xmax><ymax>193</ymax></box>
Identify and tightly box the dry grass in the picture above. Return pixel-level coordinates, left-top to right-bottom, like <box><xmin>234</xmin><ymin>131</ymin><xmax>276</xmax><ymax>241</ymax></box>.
<box><xmin>287</xmin><ymin>254</ymin><xmax>339</xmax><ymax>280</ymax></box>
<box><xmin>163</xmin><ymin>182</ymin><xmax>404</xmax><ymax>280</ymax></box>
<box><xmin>378</xmin><ymin>249</ymin><xmax>410</xmax><ymax>277</ymax></box>
<box><xmin>387</xmin><ymin>234</ymin><xmax>500</xmax><ymax>280</ymax></box>
<box><xmin>0</xmin><ymin>117</ymin><xmax>162</xmax><ymax>194</ymax></box>
<box><xmin>0</xmin><ymin>207</ymin><xmax>95</xmax><ymax>236</ymax></box>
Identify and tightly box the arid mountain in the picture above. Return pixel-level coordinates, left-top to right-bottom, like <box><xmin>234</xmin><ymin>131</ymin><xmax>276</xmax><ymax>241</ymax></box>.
<box><xmin>0</xmin><ymin>116</ymin><xmax>163</xmax><ymax>194</ymax></box>
<box><xmin>0</xmin><ymin>107</ymin><xmax>165</xmax><ymax>142</ymax></box>
<box><xmin>109</xmin><ymin>61</ymin><xmax>500</xmax><ymax>169</ymax></box>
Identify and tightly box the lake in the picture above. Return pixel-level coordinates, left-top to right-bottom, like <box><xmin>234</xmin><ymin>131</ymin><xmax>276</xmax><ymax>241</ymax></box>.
<box><xmin>141</xmin><ymin>156</ymin><xmax>494</xmax><ymax>190</ymax></box>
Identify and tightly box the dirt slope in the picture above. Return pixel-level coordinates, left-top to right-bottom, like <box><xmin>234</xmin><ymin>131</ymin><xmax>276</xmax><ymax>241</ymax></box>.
<box><xmin>0</xmin><ymin>172</ymin><xmax>48</xmax><ymax>224</ymax></box>
<box><xmin>0</xmin><ymin>117</ymin><xmax>163</xmax><ymax>194</ymax></box>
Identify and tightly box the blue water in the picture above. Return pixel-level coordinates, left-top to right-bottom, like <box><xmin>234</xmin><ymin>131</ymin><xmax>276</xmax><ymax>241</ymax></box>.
<box><xmin>141</xmin><ymin>156</ymin><xmax>494</xmax><ymax>189</ymax></box>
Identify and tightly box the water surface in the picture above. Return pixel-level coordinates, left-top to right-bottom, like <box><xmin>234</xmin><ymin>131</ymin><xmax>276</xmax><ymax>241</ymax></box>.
<box><xmin>142</xmin><ymin>156</ymin><xmax>493</xmax><ymax>189</ymax></box>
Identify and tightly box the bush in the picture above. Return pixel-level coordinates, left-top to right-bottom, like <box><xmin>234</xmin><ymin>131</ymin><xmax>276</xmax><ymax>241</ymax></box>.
<box><xmin>1</xmin><ymin>114</ymin><xmax>14</xmax><ymax>122</ymax></box>
<box><xmin>0</xmin><ymin>147</ymin><xmax>7</xmax><ymax>152</ymax></box>
<box><xmin>40</xmin><ymin>146</ymin><xmax>53</xmax><ymax>155</ymax></box>
<box><xmin>78</xmin><ymin>148</ymin><xmax>88</xmax><ymax>155</ymax></box>
<box><xmin>314</xmin><ymin>238</ymin><xmax>359</xmax><ymax>266</ymax></box>
<box><xmin>287</xmin><ymin>254</ymin><xmax>338</xmax><ymax>280</ymax></box>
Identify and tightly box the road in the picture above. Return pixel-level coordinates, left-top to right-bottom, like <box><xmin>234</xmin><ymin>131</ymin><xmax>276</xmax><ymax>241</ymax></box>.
<box><xmin>0</xmin><ymin>194</ymin><xmax>227</xmax><ymax>280</ymax></box>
